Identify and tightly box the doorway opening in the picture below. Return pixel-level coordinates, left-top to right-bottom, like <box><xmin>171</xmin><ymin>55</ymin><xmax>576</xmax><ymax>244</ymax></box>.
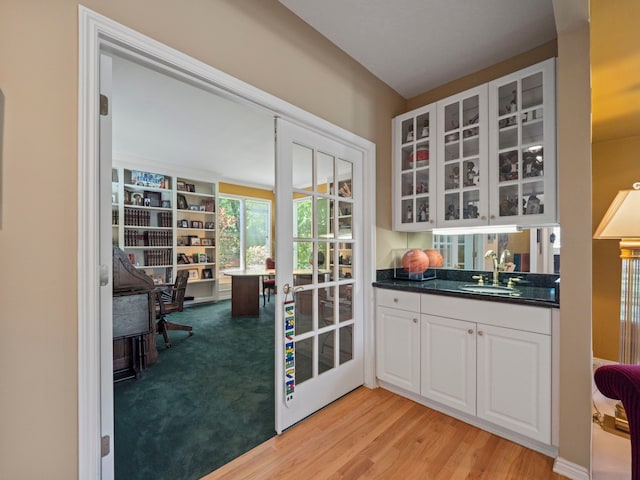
<box><xmin>79</xmin><ymin>7</ymin><xmax>376</xmax><ymax>479</ymax></box>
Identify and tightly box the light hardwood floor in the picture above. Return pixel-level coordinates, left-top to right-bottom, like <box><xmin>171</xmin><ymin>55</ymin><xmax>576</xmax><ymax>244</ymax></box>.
<box><xmin>203</xmin><ymin>387</ymin><xmax>566</xmax><ymax>479</ymax></box>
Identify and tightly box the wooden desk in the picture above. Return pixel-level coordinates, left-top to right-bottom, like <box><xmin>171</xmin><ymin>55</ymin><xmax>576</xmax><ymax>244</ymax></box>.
<box><xmin>225</xmin><ymin>270</ymin><xmax>274</xmax><ymax>317</ymax></box>
<box><xmin>225</xmin><ymin>269</ymin><xmax>329</xmax><ymax>317</ymax></box>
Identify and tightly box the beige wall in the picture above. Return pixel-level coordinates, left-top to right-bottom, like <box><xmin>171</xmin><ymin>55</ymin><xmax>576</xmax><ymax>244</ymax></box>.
<box><xmin>591</xmin><ymin>0</ymin><xmax>640</xmax><ymax>361</ymax></box>
<box><xmin>592</xmin><ymin>137</ymin><xmax>640</xmax><ymax>360</ymax></box>
<box><xmin>0</xmin><ymin>1</ymin><xmax>595</xmax><ymax>478</ymax></box>
<box><xmin>0</xmin><ymin>2</ymin><xmax>404</xmax><ymax>478</ymax></box>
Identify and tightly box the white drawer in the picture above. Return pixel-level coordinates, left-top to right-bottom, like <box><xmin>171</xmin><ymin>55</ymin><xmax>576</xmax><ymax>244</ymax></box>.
<box><xmin>376</xmin><ymin>288</ymin><xmax>420</xmax><ymax>312</ymax></box>
<box><xmin>421</xmin><ymin>293</ymin><xmax>551</xmax><ymax>335</ymax></box>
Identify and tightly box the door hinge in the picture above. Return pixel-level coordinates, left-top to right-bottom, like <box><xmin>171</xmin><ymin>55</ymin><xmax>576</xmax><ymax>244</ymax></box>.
<box><xmin>100</xmin><ymin>94</ymin><xmax>109</xmax><ymax>116</ymax></box>
<box><xmin>101</xmin><ymin>435</ymin><xmax>110</xmax><ymax>457</ymax></box>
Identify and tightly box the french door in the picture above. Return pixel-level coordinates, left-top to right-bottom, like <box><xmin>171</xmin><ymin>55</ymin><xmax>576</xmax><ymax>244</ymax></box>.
<box><xmin>275</xmin><ymin>118</ymin><xmax>364</xmax><ymax>433</ymax></box>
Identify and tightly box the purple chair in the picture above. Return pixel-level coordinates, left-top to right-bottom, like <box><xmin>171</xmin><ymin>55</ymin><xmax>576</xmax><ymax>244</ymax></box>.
<box><xmin>594</xmin><ymin>364</ymin><xmax>640</xmax><ymax>480</ymax></box>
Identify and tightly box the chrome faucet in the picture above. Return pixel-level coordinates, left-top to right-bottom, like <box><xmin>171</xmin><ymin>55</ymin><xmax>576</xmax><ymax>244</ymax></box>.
<box><xmin>484</xmin><ymin>250</ymin><xmax>499</xmax><ymax>285</ymax></box>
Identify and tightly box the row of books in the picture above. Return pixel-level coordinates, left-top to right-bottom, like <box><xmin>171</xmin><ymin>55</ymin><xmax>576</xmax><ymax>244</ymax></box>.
<box><xmin>124</xmin><ymin>230</ymin><xmax>173</xmax><ymax>246</ymax></box>
<box><xmin>143</xmin><ymin>249</ymin><xmax>173</xmax><ymax>267</ymax></box>
<box><xmin>124</xmin><ymin>208</ymin><xmax>152</xmax><ymax>226</ymax></box>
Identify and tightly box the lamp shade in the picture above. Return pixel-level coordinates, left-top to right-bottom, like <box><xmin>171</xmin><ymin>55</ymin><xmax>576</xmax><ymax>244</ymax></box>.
<box><xmin>594</xmin><ymin>183</ymin><xmax>640</xmax><ymax>239</ymax></box>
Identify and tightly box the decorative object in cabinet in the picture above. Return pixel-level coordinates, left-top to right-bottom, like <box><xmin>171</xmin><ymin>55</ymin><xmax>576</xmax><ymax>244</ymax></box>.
<box><xmin>392</xmin><ymin>103</ymin><xmax>437</xmax><ymax>231</ymax></box>
<box><xmin>489</xmin><ymin>58</ymin><xmax>556</xmax><ymax>225</ymax></box>
<box><xmin>436</xmin><ymin>84</ymin><xmax>488</xmax><ymax>228</ymax></box>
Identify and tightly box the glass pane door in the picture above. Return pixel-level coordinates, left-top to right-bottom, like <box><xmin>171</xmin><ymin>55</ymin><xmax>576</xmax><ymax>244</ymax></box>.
<box><xmin>275</xmin><ymin>118</ymin><xmax>363</xmax><ymax>433</ymax></box>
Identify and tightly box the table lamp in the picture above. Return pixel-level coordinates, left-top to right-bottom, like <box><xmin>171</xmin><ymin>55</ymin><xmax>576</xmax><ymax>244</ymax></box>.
<box><xmin>594</xmin><ymin>181</ymin><xmax>640</xmax><ymax>431</ymax></box>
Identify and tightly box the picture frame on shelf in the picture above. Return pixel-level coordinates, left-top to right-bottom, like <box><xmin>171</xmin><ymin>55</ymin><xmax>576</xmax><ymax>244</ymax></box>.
<box><xmin>191</xmin><ymin>220</ymin><xmax>203</xmax><ymax>229</ymax></box>
<box><xmin>177</xmin><ymin>253</ymin><xmax>191</xmax><ymax>264</ymax></box>
<box><xmin>201</xmin><ymin>199</ymin><xmax>214</xmax><ymax>212</ymax></box>
<box><xmin>150</xmin><ymin>274</ymin><xmax>164</xmax><ymax>285</ymax></box>
<box><xmin>177</xmin><ymin>181</ymin><xmax>186</xmax><ymax>191</ymax></box>
<box><xmin>201</xmin><ymin>238</ymin><xmax>213</xmax><ymax>246</ymax></box>
<box><xmin>144</xmin><ymin>191</ymin><xmax>162</xmax><ymax>207</ymax></box>
<box><xmin>189</xmin><ymin>205</ymin><xmax>200</xmax><ymax>211</ymax></box>
<box><xmin>131</xmin><ymin>192</ymin><xmax>144</xmax><ymax>206</ymax></box>
<box><xmin>131</xmin><ymin>170</ymin><xmax>165</xmax><ymax>188</ymax></box>
<box><xmin>179</xmin><ymin>219</ymin><xmax>189</xmax><ymax>228</ymax></box>
<box><xmin>187</xmin><ymin>269</ymin><xmax>199</xmax><ymax>280</ymax></box>
<box><xmin>192</xmin><ymin>253</ymin><xmax>208</xmax><ymax>263</ymax></box>
<box><xmin>205</xmin><ymin>222</ymin><xmax>215</xmax><ymax>230</ymax></box>
<box><xmin>177</xmin><ymin>194</ymin><xmax>188</xmax><ymax>210</ymax></box>
<box><xmin>201</xmin><ymin>268</ymin><xmax>213</xmax><ymax>279</ymax></box>
<box><xmin>188</xmin><ymin>236</ymin><xmax>201</xmax><ymax>246</ymax></box>
<box><xmin>186</xmin><ymin>183</ymin><xmax>196</xmax><ymax>192</ymax></box>
<box><xmin>143</xmin><ymin>198</ymin><xmax>151</xmax><ymax>207</ymax></box>
<box><xmin>161</xmin><ymin>200</ymin><xmax>171</xmax><ymax>208</ymax></box>
<box><xmin>177</xmin><ymin>238</ymin><xmax>185</xmax><ymax>246</ymax></box>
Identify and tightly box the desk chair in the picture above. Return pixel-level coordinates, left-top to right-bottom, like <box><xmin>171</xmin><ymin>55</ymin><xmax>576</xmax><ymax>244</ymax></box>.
<box><xmin>595</xmin><ymin>364</ymin><xmax>640</xmax><ymax>480</ymax></box>
<box><xmin>263</xmin><ymin>257</ymin><xmax>276</xmax><ymax>306</ymax></box>
<box><xmin>155</xmin><ymin>269</ymin><xmax>192</xmax><ymax>348</ymax></box>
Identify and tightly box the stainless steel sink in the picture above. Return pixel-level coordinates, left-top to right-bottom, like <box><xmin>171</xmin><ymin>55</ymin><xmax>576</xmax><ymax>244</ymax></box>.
<box><xmin>459</xmin><ymin>284</ymin><xmax>521</xmax><ymax>296</ymax></box>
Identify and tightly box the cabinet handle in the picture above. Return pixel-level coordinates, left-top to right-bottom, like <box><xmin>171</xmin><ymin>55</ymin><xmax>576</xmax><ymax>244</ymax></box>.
<box><xmin>412</xmin><ymin>318</ymin><xmax>417</xmax><ymax>323</ymax></box>
<box><xmin>480</xmin><ymin>215</ymin><xmax>486</xmax><ymax>220</ymax></box>
<box><xmin>490</xmin><ymin>215</ymin><xmax>496</xmax><ymax>219</ymax></box>
<box><xmin>467</xmin><ymin>329</ymin><xmax>474</xmax><ymax>334</ymax></box>
<box><xmin>393</xmin><ymin>298</ymin><xmax>399</xmax><ymax>303</ymax></box>
<box><xmin>478</xmin><ymin>331</ymin><xmax>484</xmax><ymax>336</ymax></box>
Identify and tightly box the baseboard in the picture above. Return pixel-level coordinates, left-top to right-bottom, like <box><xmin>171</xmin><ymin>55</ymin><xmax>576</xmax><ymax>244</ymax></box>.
<box><xmin>553</xmin><ymin>457</ymin><xmax>590</xmax><ymax>480</ymax></box>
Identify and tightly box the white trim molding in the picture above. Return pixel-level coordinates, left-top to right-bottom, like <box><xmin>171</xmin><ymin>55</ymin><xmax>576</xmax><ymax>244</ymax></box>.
<box><xmin>553</xmin><ymin>456</ymin><xmax>590</xmax><ymax>480</ymax></box>
<box><xmin>78</xmin><ymin>6</ymin><xmax>376</xmax><ymax>479</ymax></box>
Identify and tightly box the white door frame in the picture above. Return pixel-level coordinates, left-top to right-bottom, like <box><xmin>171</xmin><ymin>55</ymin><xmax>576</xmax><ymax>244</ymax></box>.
<box><xmin>78</xmin><ymin>6</ymin><xmax>376</xmax><ymax>479</ymax></box>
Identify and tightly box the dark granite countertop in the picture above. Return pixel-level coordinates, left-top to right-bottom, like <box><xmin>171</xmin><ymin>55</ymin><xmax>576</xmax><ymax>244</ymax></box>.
<box><xmin>373</xmin><ymin>269</ymin><xmax>559</xmax><ymax>308</ymax></box>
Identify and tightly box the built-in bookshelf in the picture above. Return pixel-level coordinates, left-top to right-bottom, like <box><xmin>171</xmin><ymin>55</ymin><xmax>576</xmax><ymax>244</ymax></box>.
<box><xmin>112</xmin><ymin>166</ymin><xmax>218</xmax><ymax>305</ymax></box>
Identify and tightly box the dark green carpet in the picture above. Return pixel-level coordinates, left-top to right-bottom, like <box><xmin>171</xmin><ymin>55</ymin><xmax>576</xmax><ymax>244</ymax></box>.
<box><xmin>114</xmin><ymin>299</ymin><xmax>275</xmax><ymax>480</ymax></box>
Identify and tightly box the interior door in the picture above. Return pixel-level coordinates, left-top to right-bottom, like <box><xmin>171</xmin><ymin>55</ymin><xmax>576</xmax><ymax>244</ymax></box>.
<box><xmin>99</xmin><ymin>53</ymin><xmax>115</xmax><ymax>478</ymax></box>
<box><xmin>275</xmin><ymin>118</ymin><xmax>364</xmax><ymax>433</ymax></box>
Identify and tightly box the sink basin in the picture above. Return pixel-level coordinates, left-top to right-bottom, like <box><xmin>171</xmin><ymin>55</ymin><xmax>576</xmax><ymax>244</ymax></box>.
<box><xmin>459</xmin><ymin>284</ymin><xmax>521</xmax><ymax>296</ymax></box>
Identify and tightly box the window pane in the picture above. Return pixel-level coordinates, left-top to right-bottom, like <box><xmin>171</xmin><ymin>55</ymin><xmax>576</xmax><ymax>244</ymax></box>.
<box><xmin>218</xmin><ymin>197</ymin><xmax>241</xmax><ymax>270</ymax></box>
<box><xmin>245</xmin><ymin>199</ymin><xmax>270</xmax><ymax>270</ymax></box>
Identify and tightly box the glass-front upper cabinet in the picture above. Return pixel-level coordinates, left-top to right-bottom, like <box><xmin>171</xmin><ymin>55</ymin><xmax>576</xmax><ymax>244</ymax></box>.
<box><xmin>436</xmin><ymin>85</ymin><xmax>488</xmax><ymax>228</ymax></box>
<box><xmin>488</xmin><ymin>58</ymin><xmax>556</xmax><ymax>225</ymax></box>
<box><xmin>392</xmin><ymin>103</ymin><xmax>437</xmax><ymax>231</ymax></box>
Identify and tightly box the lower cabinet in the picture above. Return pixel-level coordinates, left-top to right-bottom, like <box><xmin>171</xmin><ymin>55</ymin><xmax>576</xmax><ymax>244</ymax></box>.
<box><xmin>375</xmin><ymin>289</ymin><xmax>421</xmax><ymax>394</ymax></box>
<box><xmin>421</xmin><ymin>314</ymin><xmax>476</xmax><ymax>415</ymax></box>
<box><xmin>475</xmin><ymin>323</ymin><xmax>551</xmax><ymax>443</ymax></box>
<box><xmin>376</xmin><ymin>307</ymin><xmax>420</xmax><ymax>393</ymax></box>
<box><xmin>376</xmin><ymin>288</ymin><xmax>553</xmax><ymax>446</ymax></box>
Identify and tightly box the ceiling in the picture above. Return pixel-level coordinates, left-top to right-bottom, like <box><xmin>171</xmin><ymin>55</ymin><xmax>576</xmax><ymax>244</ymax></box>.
<box><xmin>111</xmin><ymin>54</ymin><xmax>276</xmax><ymax>189</ymax></box>
<box><xmin>279</xmin><ymin>0</ymin><xmax>557</xmax><ymax>99</ymax></box>
<box><xmin>111</xmin><ymin>1</ymin><xmax>558</xmax><ymax>188</ymax></box>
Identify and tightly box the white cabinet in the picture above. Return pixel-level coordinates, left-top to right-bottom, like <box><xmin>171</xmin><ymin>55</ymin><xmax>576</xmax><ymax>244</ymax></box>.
<box><xmin>488</xmin><ymin>58</ymin><xmax>556</xmax><ymax>225</ymax></box>
<box><xmin>476</xmin><ymin>323</ymin><xmax>551</xmax><ymax>443</ymax></box>
<box><xmin>419</xmin><ymin>294</ymin><xmax>552</xmax><ymax>445</ymax></box>
<box><xmin>375</xmin><ymin>289</ymin><xmax>421</xmax><ymax>393</ymax></box>
<box><xmin>421</xmin><ymin>314</ymin><xmax>476</xmax><ymax>414</ymax></box>
<box><xmin>391</xmin><ymin>58</ymin><xmax>556</xmax><ymax>231</ymax></box>
<box><xmin>436</xmin><ymin>85</ymin><xmax>489</xmax><ymax>228</ymax></box>
<box><xmin>392</xmin><ymin>103</ymin><xmax>437</xmax><ymax>230</ymax></box>
<box><xmin>374</xmin><ymin>287</ymin><xmax>554</xmax><ymax>447</ymax></box>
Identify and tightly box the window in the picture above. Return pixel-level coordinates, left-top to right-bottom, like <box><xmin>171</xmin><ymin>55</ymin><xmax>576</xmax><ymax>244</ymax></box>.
<box><xmin>218</xmin><ymin>195</ymin><xmax>271</xmax><ymax>273</ymax></box>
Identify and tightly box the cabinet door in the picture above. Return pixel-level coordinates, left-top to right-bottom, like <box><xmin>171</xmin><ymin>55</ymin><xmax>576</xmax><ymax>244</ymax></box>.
<box><xmin>392</xmin><ymin>103</ymin><xmax>437</xmax><ymax>231</ymax></box>
<box><xmin>488</xmin><ymin>58</ymin><xmax>556</xmax><ymax>225</ymax></box>
<box><xmin>436</xmin><ymin>85</ymin><xmax>488</xmax><ymax>228</ymax></box>
<box><xmin>376</xmin><ymin>306</ymin><xmax>420</xmax><ymax>393</ymax></box>
<box><xmin>421</xmin><ymin>314</ymin><xmax>476</xmax><ymax>414</ymax></box>
<box><xmin>476</xmin><ymin>323</ymin><xmax>551</xmax><ymax>443</ymax></box>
